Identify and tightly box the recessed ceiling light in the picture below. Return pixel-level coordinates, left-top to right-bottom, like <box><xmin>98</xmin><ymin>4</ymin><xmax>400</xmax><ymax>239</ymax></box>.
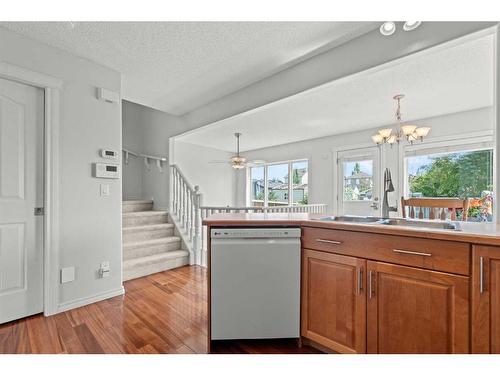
<box><xmin>403</xmin><ymin>21</ymin><xmax>422</xmax><ymax>31</ymax></box>
<box><xmin>380</xmin><ymin>21</ymin><xmax>396</xmax><ymax>36</ymax></box>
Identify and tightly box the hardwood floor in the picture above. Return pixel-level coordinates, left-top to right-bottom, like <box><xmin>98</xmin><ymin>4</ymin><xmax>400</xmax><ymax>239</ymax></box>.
<box><xmin>0</xmin><ymin>266</ymin><xmax>319</xmax><ymax>354</ymax></box>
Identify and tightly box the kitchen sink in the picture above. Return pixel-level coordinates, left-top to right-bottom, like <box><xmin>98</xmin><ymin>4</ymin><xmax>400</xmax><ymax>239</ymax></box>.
<box><xmin>313</xmin><ymin>216</ymin><xmax>461</xmax><ymax>231</ymax></box>
<box><xmin>313</xmin><ymin>215</ymin><xmax>382</xmax><ymax>223</ymax></box>
<box><xmin>378</xmin><ymin>218</ymin><xmax>461</xmax><ymax>231</ymax></box>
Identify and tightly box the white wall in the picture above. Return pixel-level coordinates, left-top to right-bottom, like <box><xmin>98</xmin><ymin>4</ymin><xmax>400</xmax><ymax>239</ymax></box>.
<box><xmin>0</xmin><ymin>27</ymin><xmax>123</xmax><ymax>308</ymax></box>
<box><xmin>122</xmin><ymin>100</ymin><xmax>186</xmax><ymax>210</ymax></box>
<box><xmin>235</xmin><ymin>107</ymin><xmax>494</xmax><ymax>213</ymax></box>
<box><xmin>173</xmin><ymin>141</ymin><xmax>236</xmax><ymax>207</ymax></box>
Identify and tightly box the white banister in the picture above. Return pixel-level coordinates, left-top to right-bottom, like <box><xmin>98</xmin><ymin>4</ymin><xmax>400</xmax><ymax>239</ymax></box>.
<box><xmin>170</xmin><ymin>164</ymin><xmax>205</xmax><ymax>265</ymax></box>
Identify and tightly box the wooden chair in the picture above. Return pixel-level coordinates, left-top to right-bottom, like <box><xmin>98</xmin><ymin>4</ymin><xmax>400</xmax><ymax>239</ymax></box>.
<box><xmin>400</xmin><ymin>197</ymin><xmax>469</xmax><ymax>221</ymax></box>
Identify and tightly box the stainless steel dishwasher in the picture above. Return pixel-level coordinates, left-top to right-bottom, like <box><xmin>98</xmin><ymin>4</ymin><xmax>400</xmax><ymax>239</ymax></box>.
<box><xmin>210</xmin><ymin>227</ymin><xmax>301</xmax><ymax>340</ymax></box>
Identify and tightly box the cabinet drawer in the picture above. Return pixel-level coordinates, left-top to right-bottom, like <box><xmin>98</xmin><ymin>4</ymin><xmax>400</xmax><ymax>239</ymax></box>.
<box><xmin>302</xmin><ymin>227</ymin><xmax>470</xmax><ymax>275</ymax></box>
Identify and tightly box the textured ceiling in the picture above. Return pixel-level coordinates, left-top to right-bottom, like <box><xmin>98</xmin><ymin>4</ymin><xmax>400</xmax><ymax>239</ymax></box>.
<box><xmin>176</xmin><ymin>34</ymin><xmax>495</xmax><ymax>152</ymax></box>
<box><xmin>0</xmin><ymin>21</ymin><xmax>374</xmax><ymax>115</ymax></box>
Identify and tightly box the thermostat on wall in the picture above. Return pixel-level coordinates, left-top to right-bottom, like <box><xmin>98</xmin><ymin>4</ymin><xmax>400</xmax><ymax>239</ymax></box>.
<box><xmin>100</xmin><ymin>149</ymin><xmax>118</xmax><ymax>159</ymax></box>
<box><xmin>93</xmin><ymin>162</ymin><xmax>120</xmax><ymax>179</ymax></box>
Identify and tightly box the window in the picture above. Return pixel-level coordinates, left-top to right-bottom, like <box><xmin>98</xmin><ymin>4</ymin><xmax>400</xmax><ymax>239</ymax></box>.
<box><xmin>250</xmin><ymin>166</ymin><xmax>264</xmax><ymax>206</ymax></box>
<box><xmin>249</xmin><ymin>160</ymin><xmax>309</xmax><ymax>206</ymax></box>
<box><xmin>405</xmin><ymin>142</ymin><xmax>494</xmax><ymax>221</ymax></box>
<box><xmin>343</xmin><ymin>160</ymin><xmax>373</xmax><ymax>201</ymax></box>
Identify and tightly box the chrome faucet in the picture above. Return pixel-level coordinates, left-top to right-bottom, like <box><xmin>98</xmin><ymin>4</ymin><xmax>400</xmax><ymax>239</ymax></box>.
<box><xmin>382</xmin><ymin>168</ymin><xmax>398</xmax><ymax>218</ymax></box>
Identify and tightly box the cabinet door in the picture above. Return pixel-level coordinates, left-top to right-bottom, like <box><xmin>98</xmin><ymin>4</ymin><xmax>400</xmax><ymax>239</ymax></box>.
<box><xmin>301</xmin><ymin>249</ymin><xmax>366</xmax><ymax>354</ymax></box>
<box><xmin>472</xmin><ymin>245</ymin><xmax>500</xmax><ymax>353</ymax></box>
<box><xmin>366</xmin><ymin>261</ymin><xmax>469</xmax><ymax>354</ymax></box>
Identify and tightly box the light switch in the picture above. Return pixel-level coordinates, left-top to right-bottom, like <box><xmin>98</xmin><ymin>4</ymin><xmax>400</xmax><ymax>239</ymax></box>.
<box><xmin>100</xmin><ymin>184</ymin><xmax>110</xmax><ymax>197</ymax></box>
<box><xmin>61</xmin><ymin>267</ymin><xmax>75</xmax><ymax>283</ymax></box>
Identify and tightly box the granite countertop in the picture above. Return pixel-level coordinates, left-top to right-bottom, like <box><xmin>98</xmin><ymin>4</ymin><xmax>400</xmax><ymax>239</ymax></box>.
<box><xmin>203</xmin><ymin>212</ymin><xmax>500</xmax><ymax>246</ymax></box>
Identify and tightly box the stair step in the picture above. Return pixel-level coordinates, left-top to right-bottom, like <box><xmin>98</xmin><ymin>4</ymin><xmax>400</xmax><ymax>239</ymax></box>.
<box><xmin>123</xmin><ymin>223</ymin><xmax>174</xmax><ymax>243</ymax></box>
<box><xmin>123</xmin><ymin>250</ymin><xmax>190</xmax><ymax>281</ymax></box>
<box><xmin>122</xmin><ymin>211</ymin><xmax>168</xmax><ymax>226</ymax></box>
<box><xmin>122</xmin><ymin>200</ymin><xmax>154</xmax><ymax>213</ymax></box>
<box><xmin>123</xmin><ymin>237</ymin><xmax>182</xmax><ymax>260</ymax></box>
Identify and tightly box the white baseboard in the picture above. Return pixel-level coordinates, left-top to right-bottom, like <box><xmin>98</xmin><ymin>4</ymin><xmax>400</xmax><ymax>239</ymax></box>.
<box><xmin>54</xmin><ymin>286</ymin><xmax>125</xmax><ymax>315</ymax></box>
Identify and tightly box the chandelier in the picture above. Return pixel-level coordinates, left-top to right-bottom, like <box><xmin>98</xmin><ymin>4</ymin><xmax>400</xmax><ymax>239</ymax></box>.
<box><xmin>372</xmin><ymin>94</ymin><xmax>430</xmax><ymax>146</ymax></box>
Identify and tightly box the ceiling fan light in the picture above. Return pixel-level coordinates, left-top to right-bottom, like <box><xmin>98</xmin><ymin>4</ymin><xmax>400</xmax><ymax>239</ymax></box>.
<box><xmin>380</xmin><ymin>21</ymin><xmax>396</xmax><ymax>36</ymax></box>
<box><xmin>372</xmin><ymin>134</ymin><xmax>384</xmax><ymax>144</ymax></box>
<box><xmin>403</xmin><ymin>21</ymin><xmax>422</xmax><ymax>31</ymax></box>
<box><xmin>415</xmin><ymin>127</ymin><xmax>431</xmax><ymax>138</ymax></box>
<box><xmin>231</xmin><ymin>163</ymin><xmax>245</xmax><ymax>169</ymax></box>
<box><xmin>231</xmin><ymin>155</ymin><xmax>246</xmax><ymax>163</ymax></box>
<box><xmin>401</xmin><ymin>124</ymin><xmax>417</xmax><ymax>136</ymax></box>
<box><xmin>378</xmin><ymin>128</ymin><xmax>393</xmax><ymax>138</ymax></box>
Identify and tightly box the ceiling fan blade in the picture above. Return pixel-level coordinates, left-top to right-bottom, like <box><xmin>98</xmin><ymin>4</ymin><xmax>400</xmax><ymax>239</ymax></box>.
<box><xmin>248</xmin><ymin>160</ymin><xmax>266</xmax><ymax>165</ymax></box>
<box><xmin>208</xmin><ymin>160</ymin><xmax>232</xmax><ymax>164</ymax></box>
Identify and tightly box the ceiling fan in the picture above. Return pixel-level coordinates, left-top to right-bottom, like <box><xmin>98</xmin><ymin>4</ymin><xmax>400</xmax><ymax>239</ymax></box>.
<box><xmin>209</xmin><ymin>133</ymin><xmax>266</xmax><ymax>169</ymax></box>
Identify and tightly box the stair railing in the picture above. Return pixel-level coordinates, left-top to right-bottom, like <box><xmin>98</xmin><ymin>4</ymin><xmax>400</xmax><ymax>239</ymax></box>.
<box><xmin>170</xmin><ymin>164</ymin><xmax>203</xmax><ymax>265</ymax></box>
<box><xmin>171</xmin><ymin>163</ymin><xmax>328</xmax><ymax>266</ymax></box>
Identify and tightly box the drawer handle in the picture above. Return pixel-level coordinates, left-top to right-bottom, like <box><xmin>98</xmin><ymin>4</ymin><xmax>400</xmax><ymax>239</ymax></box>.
<box><xmin>368</xmin><ymin>270</ymin><xmax>375</xmax><ymax>299</ymax></box>
<box><xmin>316</xmin><ymin>239</ymin><xmax>342</xmax><ymax>245</ymax></box>
<box><xmin>393</xmin><ymin>248</ymin><xmax>432</xmax><ymax>257</ymax></box>
<box><xmin>357</xmin><ymin>268</ymin><xmax>363</xmax><ymax>295</ymax></box>
<box><xmin>480</xmin><ymin>256</ymin><xmax>485</xmax><ymax>294</ymax></box>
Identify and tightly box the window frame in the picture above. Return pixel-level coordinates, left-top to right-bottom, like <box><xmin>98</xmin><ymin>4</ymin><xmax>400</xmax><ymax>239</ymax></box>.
<box><xmin>399</xmin><ymin>131</ymin><xmax>496</xmax><ymax>219</ymax></box>
<box><xmin>247</xmin><ymin>159</ymin><xmax>309</xmax><ymax>207</ymax></box>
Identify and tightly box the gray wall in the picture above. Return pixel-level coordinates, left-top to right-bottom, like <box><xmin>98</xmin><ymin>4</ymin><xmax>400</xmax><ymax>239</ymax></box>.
<box><xmin>122</xmin><ymin>100</ymin><xmax>186</xmax><ymax>210</ymax></box>
<box><xmin>0</xmin><ymin>27</ymin><xmax>123</xmax><ymax>308</ymax></box>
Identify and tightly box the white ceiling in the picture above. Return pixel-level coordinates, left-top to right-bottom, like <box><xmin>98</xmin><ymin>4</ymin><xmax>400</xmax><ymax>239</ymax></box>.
<box><xmin>0</xmin><ymin>21</ymin><xmax>374</xmax><ymax>115</ymax></box>
<box><xmin>176</xmin><ymin>34</ymin><xmax>495</xmax><ymax>153</ymax></box>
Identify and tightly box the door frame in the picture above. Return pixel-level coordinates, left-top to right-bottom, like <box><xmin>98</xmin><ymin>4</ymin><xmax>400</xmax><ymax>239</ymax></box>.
<box><xmin>0</xmin><ymin>61</ymin><xmax>62</xmax><ymax>316</ymax></box>
<box><xmin>332</xmin><ymin>143</ymin><xmax>385</xmax><ymax>216</ymax></box>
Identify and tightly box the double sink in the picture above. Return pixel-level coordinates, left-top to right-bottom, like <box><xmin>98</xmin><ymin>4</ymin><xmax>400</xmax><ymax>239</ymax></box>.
<box><xmin>314</xmin><ymin>215</ymin><xmax>461</xmax><ymax>231</ymax></box>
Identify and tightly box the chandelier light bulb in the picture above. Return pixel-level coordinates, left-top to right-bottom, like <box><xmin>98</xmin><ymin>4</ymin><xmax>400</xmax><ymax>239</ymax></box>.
<box><xmin>378</xmin><ymin>128</ymin><xmax>393</xmax><ymax>138</ymax></box>
<box><xmin>401</xmin><ymin>124</ymin><xmax>417</xmax><ymax>136</ymax></box>
<box><xmin>372</xmin><ymin>134</ymin><xmax>384</xmax><ymax>144</ymax></box>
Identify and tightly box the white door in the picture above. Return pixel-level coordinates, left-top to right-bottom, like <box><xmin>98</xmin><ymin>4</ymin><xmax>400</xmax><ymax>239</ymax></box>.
<box><xmin>337</xmin><ymin>147</ymin><xmax>380</xmax><ymax>216</ymax></box>
<box><xmin>0</xmin><ymin>77</ymin><xmax>44</xmax><ymax>324</ymax></box>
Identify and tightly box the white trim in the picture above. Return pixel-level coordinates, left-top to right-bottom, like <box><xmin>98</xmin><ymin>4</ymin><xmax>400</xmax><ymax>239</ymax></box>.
<box><xmin>0</xmin><ymin>62</ymin><xmax>62</xmax><ymax>316</ymax></box>
<box><xmin>246</xmin><ymin>158</ymin><xmax>309</xmax><ymax>207</ymax></box>
<box><xmin>398</xmin><ymin>132</ymin><xmax>497</xmax><ymax>220</ymax></box>
<box><xmin>57</xmin><ymin>287</ymin><xmax>125</xmax><ymax>314</ymax></box>
<box><xmin>0</xmin><ymin>61</ymin><xmax>63</xmax><ymax>90</ymax></box>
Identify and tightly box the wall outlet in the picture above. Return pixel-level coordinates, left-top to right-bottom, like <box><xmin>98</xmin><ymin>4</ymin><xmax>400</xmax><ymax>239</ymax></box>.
<box><xmin>100</xmin><ymin>184</ymin><xmax>110</xmax><ymax>197</ymax></box>
<box><xmin>99</xmin><ymin>261</ymin><xmax>110</xmax><ymax>278</ymax></box>
<box><xmin>61</xmin><ymin>267</ymin><xmax>75</xmax><ymax>283</ymax></box>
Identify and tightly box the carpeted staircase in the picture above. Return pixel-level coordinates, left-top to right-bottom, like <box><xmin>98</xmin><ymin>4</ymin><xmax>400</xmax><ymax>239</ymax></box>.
<box><xmin>122</xmin><ymin>200</ymin><xmax>189</xmax><ymax>281</ymax></box>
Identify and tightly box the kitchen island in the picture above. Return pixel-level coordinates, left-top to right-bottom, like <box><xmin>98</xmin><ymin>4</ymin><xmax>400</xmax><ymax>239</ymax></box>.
<box><xmin>204</xmin><ymin>212</ymin><xmax>500</xmax><ymax>354</ymax></box>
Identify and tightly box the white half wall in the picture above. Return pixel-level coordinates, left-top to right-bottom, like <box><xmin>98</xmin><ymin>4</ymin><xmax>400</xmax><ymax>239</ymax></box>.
<box><xmin>0</xmin><ymin>27</ymin><xmax>123</xmax><ymax>309</ymax></box>
<box><xmin>235</xmin><ymin>107</ymin><xmax>495</xmax><ymax>213</ymax></box>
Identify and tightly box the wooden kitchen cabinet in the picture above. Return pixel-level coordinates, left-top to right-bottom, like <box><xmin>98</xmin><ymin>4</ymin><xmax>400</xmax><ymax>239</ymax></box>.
<box><xmin>472</xmin><ymin>245</ymin><xmax>500</xmax><ymax>353</ymax></box>
<box><xmin>366</xmin><ymin>261</ymin><xmax>470</xmax><ymax>353</ymax></box>
<box><xmin>301</xmin><ymin>249</ymin><xmax>366</xmax><ymax>354</ymax></box>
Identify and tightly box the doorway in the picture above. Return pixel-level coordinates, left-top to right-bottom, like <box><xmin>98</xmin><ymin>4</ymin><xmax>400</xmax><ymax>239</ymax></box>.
<box><xmin>336</xmin><ymin>146</ymin><xmax>381</xmax><ymax>216</ymax></box>
<box><xmin>0</xmin><ymin>77</ymin><xmax>45</xmax><ymax>324</ymax></box>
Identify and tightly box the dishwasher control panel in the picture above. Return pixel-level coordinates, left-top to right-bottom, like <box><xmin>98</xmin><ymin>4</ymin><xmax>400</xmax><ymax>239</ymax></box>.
<box><xmin>211</xmin><ymin>227</ymin><xmax>301</xmax><ymax>238</ymax></box>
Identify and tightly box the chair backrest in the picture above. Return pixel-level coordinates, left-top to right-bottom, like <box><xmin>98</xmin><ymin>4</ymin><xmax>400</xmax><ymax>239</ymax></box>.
<box><xmin>400</xmin><ymin>197</ymin><xmax>469</xmax><ymax>221</ymax></box>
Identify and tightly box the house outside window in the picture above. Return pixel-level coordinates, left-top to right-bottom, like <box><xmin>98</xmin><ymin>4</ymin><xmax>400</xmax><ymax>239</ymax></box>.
<box><xmin>249</xmin><ymin>160</ymin><xmax>308</xmax><ymax>207</ymax></box>
<box><xmin>403</xmin><ymin>138</ymin><xmax>494</xmax><ymax>222</ymax></box>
